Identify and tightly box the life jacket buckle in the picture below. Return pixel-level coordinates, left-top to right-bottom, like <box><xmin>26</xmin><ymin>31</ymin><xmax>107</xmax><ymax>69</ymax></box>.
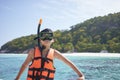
<box><xmin>42</xmin><ymin>57</ymin><xmax>49</xmax><ymax>63</ymax></box>
<box><xmin>39</xmin><ymin>68</ymin><xmax>45</xmax><ymax>71</ymax></box>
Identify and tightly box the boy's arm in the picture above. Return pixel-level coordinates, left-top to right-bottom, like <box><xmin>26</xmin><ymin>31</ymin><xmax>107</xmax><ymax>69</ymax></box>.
<box><xmin>15</xmin><ymin>49</ymin><xmax>34</xmax><ymax>80</ymax></box>
<box><xmin>54</xmin><ymin>50</ymin><xmax>85</xmax><ymax>80</ymax></box>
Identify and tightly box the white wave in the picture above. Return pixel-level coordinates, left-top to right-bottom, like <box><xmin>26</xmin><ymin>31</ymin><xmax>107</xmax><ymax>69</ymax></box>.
<box><xmin>63</xmin><ymin>53</ymin><xmax>120</xmax><ymax>57</ymax></box>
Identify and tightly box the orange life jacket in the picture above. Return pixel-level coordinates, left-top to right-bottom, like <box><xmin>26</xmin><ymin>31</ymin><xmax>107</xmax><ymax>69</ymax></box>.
<box><xmin>27</xmin><ymin>47</ymin><xmax>55</xmax><ymax>80</ymax></box>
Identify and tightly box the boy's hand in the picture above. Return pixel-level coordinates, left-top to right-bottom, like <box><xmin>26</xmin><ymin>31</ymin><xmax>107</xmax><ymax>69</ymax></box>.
<box><xmin>77</xmin><ymin>76</ymin><xmax>85</xmax><ymax>80</ymax></box>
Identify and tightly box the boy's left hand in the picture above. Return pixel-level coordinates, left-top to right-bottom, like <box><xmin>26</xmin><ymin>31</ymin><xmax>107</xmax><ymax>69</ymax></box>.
<box><xmin>77</xmin><ymin>76</ymin><xmax>85</xmax><ymax>80</ymax></box>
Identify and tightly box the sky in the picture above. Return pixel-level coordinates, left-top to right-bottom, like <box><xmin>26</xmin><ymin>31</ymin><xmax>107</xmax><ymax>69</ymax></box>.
<box><xmin>0</xmin><ymin>0</ymin><xmax>120</xmax><ymax>48</ymax></box>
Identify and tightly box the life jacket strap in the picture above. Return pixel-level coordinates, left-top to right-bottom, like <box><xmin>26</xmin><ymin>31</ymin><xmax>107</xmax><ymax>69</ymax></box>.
<box><xmin>28</xmin><ymin>68</ymin><xmax>55</xmax><ymax>80</ymax></box>
<box><xmin>29</xmin><ymin>68</ymin><xmax>55</xmax><ymax>73</ymax></box>
<box><xmin>34</xmin><ymin>57</ymin><xmax>53</xmax><ymax>63</ymax></box>
<box><xmin>28</xmin><ymin>74</ymin><xmax>54</xmax><ymax>80</ymax></box>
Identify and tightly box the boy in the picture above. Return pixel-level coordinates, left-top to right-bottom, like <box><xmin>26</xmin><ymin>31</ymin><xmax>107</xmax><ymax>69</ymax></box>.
<box><xmin>15</xmin><ymin>28</ymin><xmax>85</xmax><ymax>80</ymax></box>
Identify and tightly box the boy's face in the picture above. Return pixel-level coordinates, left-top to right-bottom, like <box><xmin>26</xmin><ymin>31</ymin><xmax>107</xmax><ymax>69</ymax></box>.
<box><xmin>40</xmin><ymin>32</ymin><xmax>54</xmax><ymax>47</ymax></box>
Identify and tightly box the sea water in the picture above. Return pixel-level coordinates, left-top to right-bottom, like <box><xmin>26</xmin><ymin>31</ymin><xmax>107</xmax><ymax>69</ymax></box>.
<box><xmin>0</xmin><ymin>53</ymin><xmax>120</xmax><ymax>80</ymax></box>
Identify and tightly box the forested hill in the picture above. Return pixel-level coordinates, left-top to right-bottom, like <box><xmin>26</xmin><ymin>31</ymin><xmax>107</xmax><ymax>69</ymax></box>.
<box><xmin>1</xmin><ymin>12</ymin><xmax>120</xmax><ymax>53</ymax></box>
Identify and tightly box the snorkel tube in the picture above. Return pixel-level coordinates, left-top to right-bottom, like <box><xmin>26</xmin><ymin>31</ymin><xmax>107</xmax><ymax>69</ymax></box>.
<box><xmin>34</xmin><ymin>19</ymin><xmax>42</xmax><ymax>50</ymax></box>
<box><xmin>38</xmin><ymin>19</ymin><xmax>42</xmax><ymax>49</ymax></box>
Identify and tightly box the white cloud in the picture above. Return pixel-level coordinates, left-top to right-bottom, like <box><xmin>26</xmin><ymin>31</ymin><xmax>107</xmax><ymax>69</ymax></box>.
<box><xmin>75</xmin><ymin>0</ymin><xmax>120</xmax><ymax>14</ymax></box>
<box><xmin>0</xmin><ymin>4</ymin><xmax>13</xmax><ymax>11</ymax></box>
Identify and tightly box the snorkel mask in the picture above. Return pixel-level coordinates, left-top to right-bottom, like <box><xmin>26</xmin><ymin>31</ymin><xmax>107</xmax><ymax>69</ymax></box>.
<box><xmin>40</xmin><ymin>28</ymin><xmax>53</xmax><ymax>41</ymax></box>
<box><xmin>40</xmin><ymin>32</ymin><xmax>53</xmax><ymax>41</ymax></box>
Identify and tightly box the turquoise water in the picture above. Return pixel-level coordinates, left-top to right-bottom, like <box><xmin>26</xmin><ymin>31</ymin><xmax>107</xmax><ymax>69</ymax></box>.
<box><xmin>0</xmin><ymin>54</ymin><xmax>120</xmax><ymax>80</ymax></box>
